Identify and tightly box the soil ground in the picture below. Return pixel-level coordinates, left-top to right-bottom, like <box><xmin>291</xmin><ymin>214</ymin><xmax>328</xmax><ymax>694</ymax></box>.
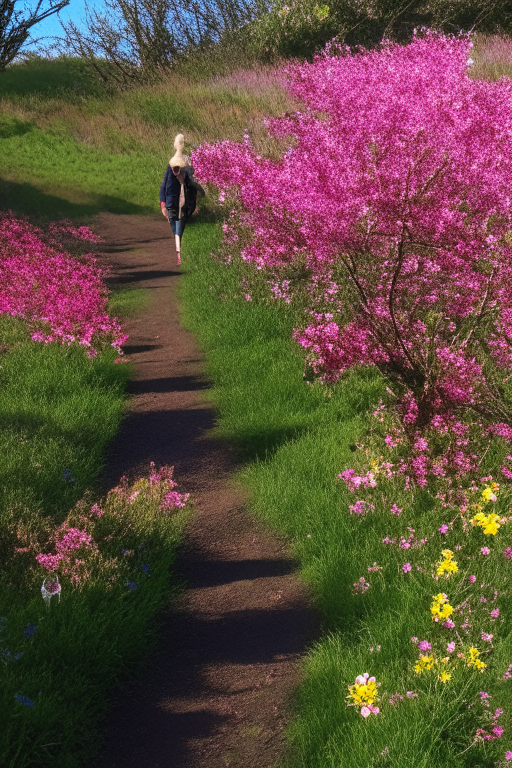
<box><xmin>91</xmin><ymin>213</ymin><xmax>319</xmax><ymax>768</ymax></box>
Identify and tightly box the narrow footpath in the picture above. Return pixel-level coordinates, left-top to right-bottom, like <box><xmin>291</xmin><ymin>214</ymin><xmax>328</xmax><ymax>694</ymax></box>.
<box><xmin>92</xmin><ymin>213</ymin><xmax>318</xmax><ymax>768</ymax></box>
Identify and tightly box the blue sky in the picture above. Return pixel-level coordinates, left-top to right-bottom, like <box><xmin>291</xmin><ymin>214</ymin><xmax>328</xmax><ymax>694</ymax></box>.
<box><xmin>24</xmin><ymin>0</ymin><xmax>103</xmax><ymax>51</ymax></box>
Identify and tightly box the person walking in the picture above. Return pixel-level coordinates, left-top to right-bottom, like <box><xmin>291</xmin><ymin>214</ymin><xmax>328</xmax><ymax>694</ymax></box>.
<box><xmin>159</xmin><ymin>134</ymin><xmax>204</xmax><ymax>266</ymax></box>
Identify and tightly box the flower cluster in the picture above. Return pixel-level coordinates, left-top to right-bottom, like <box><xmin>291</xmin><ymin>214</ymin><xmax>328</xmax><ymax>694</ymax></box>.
<box><xmin>436</xmin><ymin>549</ymin><xmax>458</xmax><ymax>578</ymax></box>
<box><xmin>0</xmin><ymin>214</ymin><xmax>127</xmax><ymax>354</ymax></box>
<box><xmin>23</xmin><ymin>465</ymin><xmax>190</xmax><ymax>588</ymax></box>
<box><xmin>430</xmin><ymin>593</ymin><xmax>454</xmax><ymax>623</ymax></box>
<box><xmin>346</xmin><ymin>673</ymin><xmax>380</xmax><ymax>717</ymax></box>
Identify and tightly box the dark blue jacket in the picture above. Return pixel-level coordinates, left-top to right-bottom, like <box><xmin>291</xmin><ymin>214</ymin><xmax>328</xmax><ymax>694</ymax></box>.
<box><xmin>159</xmin><ymin>167</ymin><xmax>199</xmax><ymax>222</ymax></box>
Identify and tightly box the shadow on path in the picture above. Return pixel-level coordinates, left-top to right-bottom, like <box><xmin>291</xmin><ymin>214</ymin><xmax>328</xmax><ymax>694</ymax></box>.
<box><xmin>93</xmin><ymin>213</ymin><xmax>318</xmax><ymax>768</ymax></box>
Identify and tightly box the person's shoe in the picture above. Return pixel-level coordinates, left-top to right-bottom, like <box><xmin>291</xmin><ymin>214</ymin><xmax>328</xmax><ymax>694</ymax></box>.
<box><xmin>176</xmin><ymin>252</ymin><xmax>181</xmax><ymax>265</ymax></box>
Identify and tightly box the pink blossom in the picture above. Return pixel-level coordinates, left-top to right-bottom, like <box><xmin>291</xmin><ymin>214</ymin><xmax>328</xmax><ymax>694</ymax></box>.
<box><xmin>35</xmin><ymin>553</ymin><xmax>63</xmax><ymax>572</ymax></box>
<box><xmin>349</xmin><ymin>500</ymin><xmax>375</xmax><ymax>516</ymax></box>
<box><xmin>353</xmin><ymin>577</ymin><xmax>370</xmax><ymax>593</ymax></box>
<box><xmin>490</xmin><ymin>608</ymin><xmax>500</xmax><ymax>618</ymax></box>
<box><xmin>439</xmin><ymin>524</ymin><xmax>449</xmax><ymax>534</ymax></box>
<box><xmin>0</xmin><ymin>215</ymin><xmax>127</xmax><ymax>354</ymax></box>
<box><xmin>504</xmin><ymin>547</ymin><xmax>512</xmax><ymax>559</ymax></box>
<box><xmin>418</xmin><ymin>640</ymin><xmax>431</xmax><ymax>651</ymax></box>
<box><xmin>402</xmin><ymin>562</ymin><xmax>412</xmax><ymax>573</ymax></box>
<box><xmin>468</xmin><ymin>575</ymin><xmax>476</xmax><ymax>583</ymax></box>
<box><xmin>360</xmin><ymin>704</ymin><xmax>379</xmax><ymax>718</ymax></box>
<box><xmin>447</xmin><ymin>642</ymin><xmax>455</xmax><ymax>653</ymax></box>
<box><xmin>481</xmin><ymin>547</ymin><xmax>491</xmax><ymax>555</ymax></box>
<box><xmin>160</xmin><ymin>491</ymin><xmax>190</xmax><ymax>510</ymax></box>
<box><xmin>195</xmin><ymin>32</ymin><xmax>512</xmax><ymax>453</ymax></box>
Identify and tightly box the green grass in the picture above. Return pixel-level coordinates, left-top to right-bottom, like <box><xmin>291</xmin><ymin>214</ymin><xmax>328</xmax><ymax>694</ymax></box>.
<box><xmin>0</xmin><ymin>302</ymin><xmax>188</xmax><ymax>767</ymax></box>
<box><xmin>108</xmin><ymin>286</ymin><xmax>150</xmax><ymax>318</ymax></box>
<box><xmin>0</xmin><ymin>314</ymin><xmax>128</xmax><ymax>521</ymax></box>
<box><xmin>179</xmin><ymin>214</ymin><xmax>512</xmax><ymax>768</ymax></box>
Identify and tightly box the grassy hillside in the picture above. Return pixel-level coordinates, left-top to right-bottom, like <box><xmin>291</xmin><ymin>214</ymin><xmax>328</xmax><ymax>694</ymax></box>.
<box><xmin>0</xmin><ymin>57</ymin><xmax>296</xmax><ymax>219</ymax></box>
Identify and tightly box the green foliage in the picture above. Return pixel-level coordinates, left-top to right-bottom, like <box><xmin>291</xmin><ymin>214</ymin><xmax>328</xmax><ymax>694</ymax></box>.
<box><xmin>108</xmin><ymin>287</ymin><xmax>150</xmax><ymax>318</ymax></box>
<box><xmin>247</xmin><ymin>0</ymin><xmax>339</xmax><ymax>60</ymax></box>
<box><xmin>126</xmin><ymin>92</ymin><xmax>197</xmax><ymax>130</ymax></box>
<box><xmin>0</xmin><ymin>57</ymin><xmax>295</xmax><ymax>220</ymax></box>
<box><xmin>245</xmin><ymin>0</ymin><xmax>512</xmax><ymax>61</ymax></box>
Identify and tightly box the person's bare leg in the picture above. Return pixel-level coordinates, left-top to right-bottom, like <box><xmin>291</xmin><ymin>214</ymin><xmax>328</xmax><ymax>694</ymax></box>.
<box><xmin>175</xmin><ymin>234</ymin><xmax>181</xmax><ymax>265</ymax></box>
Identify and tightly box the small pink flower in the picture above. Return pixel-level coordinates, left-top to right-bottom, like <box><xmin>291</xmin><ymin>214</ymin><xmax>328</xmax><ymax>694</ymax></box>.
<box><xmin>360</xmin><ymin>704</ymin><xmax>379</xmax><ymax>717</ymax></box>
<box><xmin>490</xmin><ymin>608</ymin><xmax>500</xmax><ymax>618</ymax></box>
<box><xmin>439</xmin><ymin>524</ymin><xmax>449</xmax><ymax>534</ymax></box>
<box><xmin>481</xmin><ymin>547</ymin><xmax>491</xmax><ymax>555</ymax></box>
<box><xmin>481</xmin><ymin>631</ymin><xmax>494</xmax><ymax>642</ymax></box>
<box><xmin>505</xmin><ymin>749</ymin><xmax>512</xmax><ymax>760</ymax></box>
<box><xmin>391</xmin><ymin>503</ymin><xmax>401</xmax><ymax>515</ymax></box>
<box><xmin>504</xmin><ymin>547</ymin><xmax>512</xmax><ymax>559</ymax></box>
<box><xmin>418</xmin><ymin>640</ymin><xmax>431</xmax><ymax>651</ymax></box>
<box><xmin>447</xmin><ymin>642</ymin><xmax>456</xmax><ymax>653</ymax></box>
<box><xmin>443</xmin><ymin>619</ymin><xmax>455</xmax><ymax>629</ymax></box>
<box><xmin>402</xmin><ymin>562</ymin><xmax>412</xmax><ymax>573</ymax></box>
<box><xmin>468</xmin><ymin>575</ymin><xmax>476</xmax><ymax>583</ymax></box>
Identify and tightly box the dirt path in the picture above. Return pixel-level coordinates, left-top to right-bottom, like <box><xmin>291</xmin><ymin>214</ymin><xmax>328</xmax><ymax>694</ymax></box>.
<box><xmin>92</xmin><ymin>213</ymin><xmax>318</xmax><ymax>768</ymax></box>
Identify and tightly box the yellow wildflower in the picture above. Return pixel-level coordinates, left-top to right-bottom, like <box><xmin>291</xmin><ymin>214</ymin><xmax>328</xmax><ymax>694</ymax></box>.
<box><xmin>439</xmin><ymin>672</ymin><xmax>451</xmax><ymax>683</ymax></box>
<box><xmin>436</xmin><ymin>555</ymin><xmax>458</xmax><ymax>578</ymax></box>
<box><xmin>471</xmin><ymin>511</ymin><xmax>502</xmax><ymax>535</ymax></box>
<box><xmin>465</xmin><ymin>647</ymin><xmax>487</xmax><ymax>671</ymax></box>
<box><xmin>346</xmin><ymin>673</ymin><xmax>380</xmax><ymax>707</ymax></box>
<box><xmin>482</xmin><ymin>484</ymin><xmax>498</xmax><ymax>503</ymax></box>
<box><xmin>414</xmin><ymin>654</ymin><xmax>437</xmax><ymax>674</ymax></box>
<box><xmin>431</xmin><ymin>593</ymin><xmax>454</xmax><ymax>622</ymax></box>
<box><xmin>314</xmin><ymin>4</ymin><xmax>329</xmax><ymax>20</ymax></box>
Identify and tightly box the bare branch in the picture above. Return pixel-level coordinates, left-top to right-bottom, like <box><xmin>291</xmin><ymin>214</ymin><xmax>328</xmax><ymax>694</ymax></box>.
<box><xmin>0</xmin><ymin>0</ymin><xmax>69</xmax><ymax>71</ymax></box>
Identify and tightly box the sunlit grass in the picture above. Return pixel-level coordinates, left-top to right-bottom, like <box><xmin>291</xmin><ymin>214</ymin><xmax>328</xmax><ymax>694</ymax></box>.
<box><xmin>108</xmin><ymin>287</ymin><xmax>150</xmax><ymax>318</ymax></box>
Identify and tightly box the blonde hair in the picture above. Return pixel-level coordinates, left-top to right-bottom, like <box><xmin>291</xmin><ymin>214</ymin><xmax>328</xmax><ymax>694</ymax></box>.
<box><xmin>169</xmin><ymin>133</ymin><xmax>188</xmax><ymax>168</ymax></box>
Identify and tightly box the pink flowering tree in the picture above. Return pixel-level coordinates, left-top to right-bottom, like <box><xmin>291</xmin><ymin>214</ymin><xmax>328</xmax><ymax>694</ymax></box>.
<box><xmin>193</xmin><ymin>32</ymin><xmax>512</xmax><ymax>431</ymax></box>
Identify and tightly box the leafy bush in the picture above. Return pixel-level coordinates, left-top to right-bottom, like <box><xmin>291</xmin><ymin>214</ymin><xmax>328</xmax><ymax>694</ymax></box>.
<box><xmin>248</xmin><ymin>0</ymin><xmax>338</xmax><ymax>60</ymax></box>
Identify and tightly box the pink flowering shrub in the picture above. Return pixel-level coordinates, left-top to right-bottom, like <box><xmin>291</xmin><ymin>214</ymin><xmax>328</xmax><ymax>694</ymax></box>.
<box><xmin>15</xmin><ymin>464</ymin><xmax>190</xmax><ymax>589</ymax></box>
<box><xmin>0</xmin><ymin>214</ymin><xmax>127</xmax><ymax>355</ymax></box>
<box><xmin>194</xmin><ymin>32</ymin><xmax>512</xmax><ymax>431</ymax></box>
